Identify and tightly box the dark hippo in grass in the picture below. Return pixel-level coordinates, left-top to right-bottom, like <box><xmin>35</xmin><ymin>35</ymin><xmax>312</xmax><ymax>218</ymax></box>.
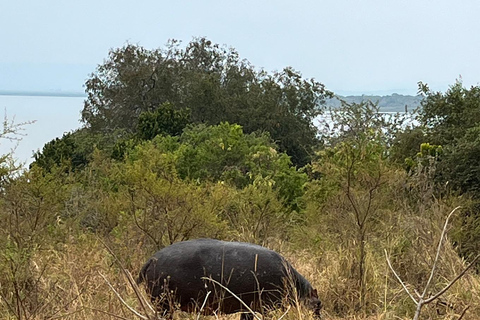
<box><xmin>137</xmin><ymin>239</ymin><xmax>321</xmax><ymax>320</ymax></box>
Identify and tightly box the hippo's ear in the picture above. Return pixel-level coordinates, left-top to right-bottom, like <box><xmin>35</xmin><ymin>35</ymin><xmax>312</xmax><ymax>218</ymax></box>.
<box><xmin>312</xmin><ymin>288</ymin><xmax>318</xmax><ymax>298</ymax></box>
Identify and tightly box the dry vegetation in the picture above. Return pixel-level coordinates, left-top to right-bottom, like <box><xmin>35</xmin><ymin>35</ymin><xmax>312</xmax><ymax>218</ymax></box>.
<box><xmin>2</xmin><ymin>102</ymin><xmax>480</xmax><ymax>320</ymax></box>
<box><xmin>1</xmin><ymin>175</ymin><xmax>479</xmax><ymax>320</ymax></box>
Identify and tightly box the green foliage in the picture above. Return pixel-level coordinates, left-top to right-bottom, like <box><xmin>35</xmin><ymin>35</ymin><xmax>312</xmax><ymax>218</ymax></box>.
<box><xmin>82</xmin><ymin>37</ymin><xmax>333</xmax><ymax>166</ymax></box>
<box><xmin>413</xmin><ymin>80</ymin><xmax>480</xmax><ymax>272</ymax></box>
<box><xmin>32</xmin><ymin>129</ymin><xmax>109</xmax><ymax>172</ymax></box>
<box><xmin>136</xmin><ymin>102</ymin><xmax>191</xmax><ymax>140</ymax></box>
<box><xmin>111</xmin><ymin>103</ymin><xmax>191</xmax><ymax>161</ymax></box>
<box><xmin>390</xmin><ymin>126</ymin><xmax>426</xmax><ymax>167</ymax></box>
<box><xmin>140</xmin><ymin>122</ymin><xmax>307</xmax><ymax>209</ymax></box>
<box><xmin>110</xmin><ymin>144</ymin><xmax>230</xmax><ymax>249</ymax></box>
<box><xmin>218</xmin><ymin>176</ymin><xmax>291</xmax><ymax>243</ymax></box>
<box><xmin>419</xmin><ymin>80</ymin><xmax>480</xmax><ymax>146</ymax></box>
<box><xmin>404</xmin><ymin>142</ymin><xmax>443</xmax><ymax>172</ymax></box>
<box><xmin>307</xmin><ymin>101</ymin><xmax>394</xmax><ymax>311</ymax></box>
<box><xmin>438</xmin><ymin>126</ymin><xmax>480</xmax><ymax>194</ymax></box>
<box><xmin>416</xmin><ymin>80</ymin><xmax>480</xmax><ymax>195</ymax></box>
<box><xmin>0</xmin><ymin>164</ymin><xmax>74</xmax><ymax>319</ymax></box>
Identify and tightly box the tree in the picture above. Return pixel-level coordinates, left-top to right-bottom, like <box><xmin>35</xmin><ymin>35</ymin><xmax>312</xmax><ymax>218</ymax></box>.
<box><xmin>136</xmin><ymin>102</ymin><xmax>191</xmax><ymax>141</ymax></box>
<box><xmin>309</xmin><ymin>101</ymin><xmax>393</xmax><ymax>311</ymax></box>
<box><xmin>31</xmin><ymin>129</ymin><xmax>108</xmax><ymax>172</ymax></box>
<box><xmin>82</xmin><ymin>37</ymin><xmax>332</xmax><ymax>166</ymax></box>
<box><xmin>0</xmin><ymin>112</ymin><xmax>35</xmax><ymax>186</ymax></box>
<box><xmin>126</xmin><ymin>122</ymin><xmax>307</xmax><ymax>209</ymax></box>
<box><xmin>417</xmin><ymin>80</ymin><xmax>480</xmax><ymax>195</ymax></box>
<box><xmin>418</xmin><ymin>80</ymin><xmax>480</xmax><ymax>146</ymax></box>
<box><xmin>416</xmin><ymin>80</ymin><xmax>480</xmax><ymax>273</ymax></box>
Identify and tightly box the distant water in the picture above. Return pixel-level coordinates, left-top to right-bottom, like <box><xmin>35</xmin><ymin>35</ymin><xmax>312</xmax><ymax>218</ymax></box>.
<box><xmin>0</xmin><ymin>95</ymin><xmax>84</xmax><ymax>167</ymax></box>
<box><xmin>0</xmin><ymin>95</ymin><xmax>418</xmax><ymax>168</ymax></box>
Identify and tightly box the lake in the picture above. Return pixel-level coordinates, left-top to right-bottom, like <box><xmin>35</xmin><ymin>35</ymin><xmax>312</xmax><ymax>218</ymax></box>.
<box><xmin>0</xmin><ymin>95</ymin><xmax>85</xmax><ymax>167</ymax></box>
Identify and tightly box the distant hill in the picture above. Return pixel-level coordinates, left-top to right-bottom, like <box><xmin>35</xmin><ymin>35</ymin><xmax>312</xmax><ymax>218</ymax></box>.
<box><xmin>326</xmin><ymin>93</ymin><xmax>423</xmax><ymax>113</ymax></box>
<box><xmin>0</xmin><ymin>90</ymin><xmax>421</xmax><ymax>113</ymax></box>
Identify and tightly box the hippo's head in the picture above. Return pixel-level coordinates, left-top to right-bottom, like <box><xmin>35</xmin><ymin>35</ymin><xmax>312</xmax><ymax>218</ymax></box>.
<box><xmin>305</xmin><ymin>288</ymin><xmax>322</xmax><ymax>318</ymax></box>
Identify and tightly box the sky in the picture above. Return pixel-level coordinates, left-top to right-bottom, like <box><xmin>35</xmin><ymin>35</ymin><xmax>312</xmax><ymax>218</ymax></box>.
<box><xmin>1</xmin><ymin>1</ymin><xmax>480</xmax><ymax>165</ymax></box>
<box><xmin>1</xmin><ymin>0</ymin><xmax>480</xmax><ymax>95</ymax></box>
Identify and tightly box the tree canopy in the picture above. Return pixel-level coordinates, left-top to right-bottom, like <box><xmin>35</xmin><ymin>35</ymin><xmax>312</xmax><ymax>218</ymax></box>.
<box><xmin>417</xmin><ymin>80</ymin><xmax>480</xmax><ymax>195</ymax></box>
<box><xmin>82</xmin><ymin>38</ymin><xmax>332</xmax><ymax>166</ymax></box>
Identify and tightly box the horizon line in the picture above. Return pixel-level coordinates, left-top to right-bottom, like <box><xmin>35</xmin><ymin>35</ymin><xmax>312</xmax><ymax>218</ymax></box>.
<box><xmin>0</xmin><ymin>89</ymin><xmax>420</xmax><ymax>99</ymax></box>
<box><xmin>0</xmin><ymin>90</ymin><xmax>86</xmax><ymax>98</ymax></box>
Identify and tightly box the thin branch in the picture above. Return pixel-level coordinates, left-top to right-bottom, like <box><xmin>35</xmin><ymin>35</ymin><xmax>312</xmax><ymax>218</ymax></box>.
<box><xmin>99</xmin><ymin>239</ymin><xmax>155</xmax><ymax>315</ymax></box>
<box><xmin>99</xmin><ymin>272</ymin><xmax>149</xmax><ymax>320</ymax></box>
<box><xmin>424</xmin><ymin>254</ymin><xmax>480</xmax><ymax>304</ymax></box>
<box><xmin>201</xmin><ymin>277</ymin><xmax>262</xmax><ymax>320</ymax></box>
<box><xmin>195</xmin><ymin>291</ymin><xmax>211</xmax><ymax>320</ymax></box>
<box><xmin>457</xmin><ymin>306</ymin><xmax>470</xmax><ymax>320</ymax></box>
<box><xmin>384</xmin><ymin>249</ymin><xmax>418</xmax><ymax>304</ymax></box>
<box><xmin>277</xmin><ymin>305</ymin><xmax>291</xmax><ymax>320</ymax></box>
<box><xmin>422</xmin><ymin>206</ymin><xmax>461</xmax><ymax>298</ymax></box>
<box><xmin>86</xmin><ymin>307</ymin><xmax>133</xmax><ymax>320</ymax></box>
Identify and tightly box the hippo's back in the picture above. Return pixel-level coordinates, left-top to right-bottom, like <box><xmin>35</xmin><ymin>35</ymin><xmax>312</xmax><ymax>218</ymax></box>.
<box><xmin>138</xmin><ymin>239</ymin><xmax>295</xmax><ymax>313</ymax></box>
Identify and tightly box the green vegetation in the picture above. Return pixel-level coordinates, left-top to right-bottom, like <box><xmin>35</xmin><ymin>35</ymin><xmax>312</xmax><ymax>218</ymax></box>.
<box><xmin>82</xmin><ymin>37</ymin><xmax>333</xmax><ymax>167</ymax></box>
<box><xmin>3</xmin><ymin>40</ymin><xmax>480</xmax><ymax>320</ymax></box>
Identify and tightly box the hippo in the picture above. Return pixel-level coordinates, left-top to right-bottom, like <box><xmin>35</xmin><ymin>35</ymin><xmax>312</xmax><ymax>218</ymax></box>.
<box><xmin>137</xmin><ymin>239</ymin><xmax>321</xmax><ymax>320</ymax></box>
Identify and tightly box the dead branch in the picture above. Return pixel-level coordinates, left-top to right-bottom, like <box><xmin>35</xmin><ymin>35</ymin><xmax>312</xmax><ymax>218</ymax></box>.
<box><xmin>385</xmin><ymin>206</ymin><xmax>477</xmax><ymax>320</ymax></box>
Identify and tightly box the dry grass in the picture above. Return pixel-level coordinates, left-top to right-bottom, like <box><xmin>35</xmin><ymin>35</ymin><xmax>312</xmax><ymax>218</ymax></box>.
<box><xmin>2</xmin><ymin>202</ymin><xmax>480</xmax><ymax>320</ymax></box>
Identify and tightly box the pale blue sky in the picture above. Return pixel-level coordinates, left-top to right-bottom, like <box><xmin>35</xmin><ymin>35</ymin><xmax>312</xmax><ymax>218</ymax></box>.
<box><xmin>2</xmin><ymin>1</ymin><xmax>480</xmax><ymax>165</ymax></box>
<box><xmin>2</xmin><ymin>0</ymin><xmax>480</xmax><ymax>95</ymax></box>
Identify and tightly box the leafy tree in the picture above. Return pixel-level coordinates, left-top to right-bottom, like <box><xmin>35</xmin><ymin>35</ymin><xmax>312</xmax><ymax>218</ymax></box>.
<box><xmin>136</xmin><ymin>102</ymin><xmax>191</xmax><ymax>140</ymax></box>
<box><xmin>417</xmin><ymin>80</ymin><xmax>480</xmax><ymax>195</ymax></box>
<box><xmin>31</xmin><ymin>129</ymin><xmax>108</xmax><ymax>172</ymax></box>
<box><xmin>418</xmin><ymin>80</ymin><xmax>480</xmax><ymax>146</ymax></box>
<box><xmin>416</xmin><ymin>80</ymin><xmax>480</xmax><ymax>270</ymax></box>
<box><xmin>82</xmin><ymin>37</ymin><xmax>332</xmax><ymax>166</ymax></box>
<box><xmin>0</xmin><ymin>112</ymin><xmax>34</xmax><ymax>186</ymax></box>
<box><xmin>308</xmin><ymin>101</ymin><xmax>393</xmax><ymax>311</ymax></box>
<box><xmin>389</xmin><ymin>126</ymin><xmax>426</xmax><ymax>167</ymax></box>
<box><xmin>111</xmin><ymin>102</ymin><xmax>191</xmax><ymax>161</ymax></box>
<box><xmin>136</xmin><ymin>122</ymin><xmax>308</xmax><ymax>209</ymax></box>
<box><xmin>109</xmin><ymin>144</ymin><xmax>229</xmax><ymax>249</ymax></box>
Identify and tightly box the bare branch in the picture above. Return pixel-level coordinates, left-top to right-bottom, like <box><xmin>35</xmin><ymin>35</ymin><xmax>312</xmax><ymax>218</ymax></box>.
<box><xmin>99</xmin><ymin>272</ymin><xmax>149</xmax><ymax>320</ymax></box>
<box><xmin>424</xmin><ymin>254</ymin><xmax>480</xmax><ymax>304</ymax></box>
<box><xmin>384</xmin><ymin>249</ymin><xmax>418</xmax><ymax>304</ymax></box>
<box><xmin>422</xmin><ymin>206</ymin><xmax>461</xmax><ymax>298</ymax></box>
<box><xmin>99</xmin><ymin>239</ymin><xmax>155</xmax><ymax>315</ymax></box>
<box><xmin>385</xmin><ymin>206</ymin><xmax>476</xmax><ymax>320</ymax></box>
<box><xmin>458</xmin><ymin>306</ymin><xmax>470</xmax><ymax>320</ymax></box>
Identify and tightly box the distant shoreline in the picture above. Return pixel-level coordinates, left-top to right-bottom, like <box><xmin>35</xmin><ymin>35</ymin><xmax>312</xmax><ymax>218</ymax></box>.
<box><xmin>0</xmin><ymin>90</ymin><xmax>86</xmax><ymax>98</ymax></box>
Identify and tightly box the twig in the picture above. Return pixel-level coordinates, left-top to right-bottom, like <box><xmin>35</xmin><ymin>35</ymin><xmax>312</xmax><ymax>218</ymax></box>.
<box><xmin>201</xmin><ymin>277</ymin><xmax>262</xmax><ymax>320</ymax></box>
<box><xmin>277</xmin><ymin>305</ymin><xmax>291</xmax><ymax>320</ymax></box>
<box><xmin>99</xmin><ymin>238</ymin><xmax>155</xmax><ymax>315</ymax></box>
<box><xmin>457</xmin><ymin>305</ymin><xmax>470</xmax><ymax>320</ymax></box>
<box><xmin>384</xmin><ymin>249</ymin><xmax>418</xmax><ymax>305</ymax></box>
<box><xmin>86</xmin><ymin>306</ymin><xmax>135</xmax><ymax>320</ymax></box>
<box><xmin>385</xmin><ymin>206</ymin><xmax>477</xmax><ymax>320</ymax></box>
<box><xmin>195</xmin><ymin>291</ymin><xmax>211</xmax><ymax>320</ymax></box>
<box><xmin>99</xmin><ymin>272</ymin><xmax>149</xmax><ymax>320</ymax></box>
<box><xmin>422</xmin><ymin>206</ymin><xmax>461</xmax><ymax>298</ymax></box>
<box><xmin>424</xmin><ymin>254</ymin><xmax>480</xmax><ymax>304</ymax></box>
